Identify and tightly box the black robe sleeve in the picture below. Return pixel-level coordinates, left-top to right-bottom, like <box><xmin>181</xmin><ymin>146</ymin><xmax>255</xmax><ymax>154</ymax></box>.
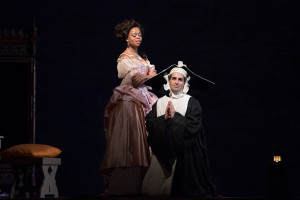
<box><xmin>146</xmin><ymin>97</ymin><xmax>216</xmax><ymax>197</ymax></box>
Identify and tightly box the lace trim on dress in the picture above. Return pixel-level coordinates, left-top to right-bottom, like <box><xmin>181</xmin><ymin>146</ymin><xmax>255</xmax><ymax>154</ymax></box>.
<box><xmin>117</xmin><ymin>53</ymin><xmax>135</xmax><ymax>62</ymax></box>
<box><xmin>117</xmin><ymin>53</ymin><xmax>150</xmax><ymax>66</ymax></box>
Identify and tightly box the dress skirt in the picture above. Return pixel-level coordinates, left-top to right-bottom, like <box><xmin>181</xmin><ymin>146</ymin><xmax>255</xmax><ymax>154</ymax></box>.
<box><xmin>100</xmin><ymin>84</ymin><xmax>154</xmax><ymax>195</ymax></box>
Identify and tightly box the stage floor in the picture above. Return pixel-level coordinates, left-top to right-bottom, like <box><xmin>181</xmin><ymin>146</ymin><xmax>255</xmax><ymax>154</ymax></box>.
<box><xmin>1</xmin><ymin>196</ymin><xmax>282</xmax><ymax>200</ymax></box>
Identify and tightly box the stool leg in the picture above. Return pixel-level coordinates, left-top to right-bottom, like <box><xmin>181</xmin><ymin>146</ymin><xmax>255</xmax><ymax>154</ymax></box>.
<box><xmin>39</xmin><ymin>165</ymin><xmax>59</xmax><ymax>198</ymax></box>
<box><xmin>10</xmin><ymin>165</ymin><xmax>25</xmax><ymax>198</ymax></box>
<box><xmin>10</xmin><ymin>182</ymin><xmax>15</xmax><ymax>199</ymax></box>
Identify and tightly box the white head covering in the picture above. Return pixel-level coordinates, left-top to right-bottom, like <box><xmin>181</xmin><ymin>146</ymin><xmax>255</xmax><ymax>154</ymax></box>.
<box><xmin>163</xmin><ymin>61</ymin><xmax>191</xmax><ymax>96</ymax></box>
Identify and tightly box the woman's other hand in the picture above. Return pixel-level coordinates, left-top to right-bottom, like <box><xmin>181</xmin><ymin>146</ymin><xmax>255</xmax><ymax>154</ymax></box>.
<box><xmin>148</xmin><ymin>67</ymin><xmax>157</xmax><ymax>77</ymax></box>
<box><xmin>132</xmin><ymin>72</ymin><xmax>146</xmax><ymax>87</ymax></box>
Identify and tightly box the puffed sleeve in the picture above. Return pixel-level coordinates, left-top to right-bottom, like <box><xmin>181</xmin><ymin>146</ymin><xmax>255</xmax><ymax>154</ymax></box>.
<box><xmin>146</xmin><ymin>59</ymin><xmax>155</xmax><ymax>68</ymax></box>
<box><xmin>117</xmin><ymin>57</ymin><xmax>137</xmax><ymax>79</ymax></box>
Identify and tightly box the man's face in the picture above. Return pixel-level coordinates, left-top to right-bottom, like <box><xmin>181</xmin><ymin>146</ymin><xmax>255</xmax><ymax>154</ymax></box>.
<box><xmin>169</xmin><ymin>72</ymin><xmax>185</xmax><ymax>94</ymax></box>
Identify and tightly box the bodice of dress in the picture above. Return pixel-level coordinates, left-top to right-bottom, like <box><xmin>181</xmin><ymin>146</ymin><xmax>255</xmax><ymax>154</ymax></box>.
<box><xmin>117</xmin><ymin>54</ymin><xmax>153</xmax><ymax>85</ymax></box>
<box><xmin>117</xmin><ymin>54</ymin><xmax>157</xmax><ymax>114</ymax></box>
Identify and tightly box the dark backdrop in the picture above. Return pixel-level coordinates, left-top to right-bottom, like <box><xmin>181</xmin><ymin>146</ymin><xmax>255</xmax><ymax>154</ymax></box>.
<box><xmin>1</xmin><ymin>0</ymin><xmax>299</xmax><ymax>198</ymax></box>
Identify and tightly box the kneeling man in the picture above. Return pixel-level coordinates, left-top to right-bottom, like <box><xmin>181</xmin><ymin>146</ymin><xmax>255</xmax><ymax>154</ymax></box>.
<box><xmin>142</xmin><ymin>62</ymin><xmax>216</xmax><ymax>197</ymax></box>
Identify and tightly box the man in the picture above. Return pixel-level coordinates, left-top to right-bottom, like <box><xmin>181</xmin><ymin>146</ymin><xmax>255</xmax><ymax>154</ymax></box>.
<box><xmin>142</xmin><ymin>62</ymin><xmax>216</xmax><ymax>197</ymax></box>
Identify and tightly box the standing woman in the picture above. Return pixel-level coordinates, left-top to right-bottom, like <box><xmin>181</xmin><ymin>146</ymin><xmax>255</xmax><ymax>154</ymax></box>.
<box><xmin>100</xmin><ymin>19</ymin><xmax>158</xmax><ymax>196</ymax></box>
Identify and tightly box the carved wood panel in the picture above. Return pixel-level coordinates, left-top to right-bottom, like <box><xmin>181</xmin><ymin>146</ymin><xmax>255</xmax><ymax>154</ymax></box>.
<box><xmin>0</xmin><ymin>25</ymin><xmax>37</xmax><ymax>148</ymax></box>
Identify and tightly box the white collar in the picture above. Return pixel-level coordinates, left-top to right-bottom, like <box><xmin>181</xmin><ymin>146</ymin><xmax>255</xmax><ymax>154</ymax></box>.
<box><xmin>169</xmin><ymin>91</ymin><xmax>185</xmax><ymax>99</ymax></box>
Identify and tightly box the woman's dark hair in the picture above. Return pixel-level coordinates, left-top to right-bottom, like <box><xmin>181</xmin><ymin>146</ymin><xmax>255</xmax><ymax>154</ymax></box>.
<box><xmin>114</xmin><ymin>19</ymin><xmax>144</xmax><ymax>45</ymax></box>
<box><xmin>115</xmin><ymin>19</ymin><xmax>148</xmax><ymax>60</ymax></box>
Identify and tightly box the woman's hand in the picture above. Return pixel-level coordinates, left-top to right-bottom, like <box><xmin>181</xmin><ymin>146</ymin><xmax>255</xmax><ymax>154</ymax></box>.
<box><xmin>148</xmin><ymin>67</ymin><xmax>157</xmax><ymax>77</ymax></box>
<box><xmin>132</xmin><ymin>67</ymin><xmax>156</xmax><ymax>87</ymax></box>
<box><xmin>132</xmin><ymin>72</ymin><xmax>146</xmax><ymax>87</ymax></box>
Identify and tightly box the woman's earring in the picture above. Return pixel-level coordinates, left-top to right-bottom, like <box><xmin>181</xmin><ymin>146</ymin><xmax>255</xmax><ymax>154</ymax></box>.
<box><xmin>127</xmin><ymin>40</ymin><xmax>129</xmax><ymax>46</ymax></box>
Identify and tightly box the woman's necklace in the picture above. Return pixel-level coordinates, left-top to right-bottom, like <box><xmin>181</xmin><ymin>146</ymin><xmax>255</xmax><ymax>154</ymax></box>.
<box><xmin>128</xmin><ymin>47</ymin><xmax>142</xmax><ymax>61</ymax></box>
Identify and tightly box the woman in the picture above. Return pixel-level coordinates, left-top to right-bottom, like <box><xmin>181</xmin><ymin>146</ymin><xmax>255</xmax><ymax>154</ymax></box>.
<box><xmin>100</xmin><ymin>19</ymin><xmax>158</xmax><ymax>196</ymax></box>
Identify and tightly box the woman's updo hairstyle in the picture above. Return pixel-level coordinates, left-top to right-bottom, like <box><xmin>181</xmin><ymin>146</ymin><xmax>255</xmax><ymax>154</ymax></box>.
<box><xmin>115</xmin><ymin>19</ymin><xmax>144</xmax><ymax>46</ymax></box>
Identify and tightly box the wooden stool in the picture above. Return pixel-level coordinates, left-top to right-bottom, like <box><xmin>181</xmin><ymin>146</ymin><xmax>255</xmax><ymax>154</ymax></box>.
<box><xmin>6</xmin><ymin>157</ymin><xmax>61</xmax><ymax>198</ymax></box>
